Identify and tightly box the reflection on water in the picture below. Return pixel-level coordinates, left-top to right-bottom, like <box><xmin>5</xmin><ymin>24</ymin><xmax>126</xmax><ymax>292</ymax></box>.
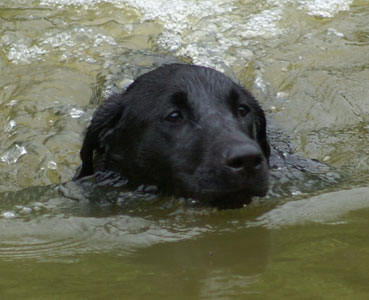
<box><xmin>0</xmin><ymin>0</ymin><xmax>369</xmax><ymax>298</ymax></box>
<box><xmin>253</xmin><ymin>186</ymin><xmax>369</xmax><ymax>228</ymax></box>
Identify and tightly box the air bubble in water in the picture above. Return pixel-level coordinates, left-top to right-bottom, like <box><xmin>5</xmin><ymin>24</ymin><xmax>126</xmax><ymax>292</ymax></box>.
<box><xmin>70</xmin><ymin>108</ymin><xmax>85</xmax><ymax>119</ymax></box>
<box><xmin>1</xmin><ymin>145</ymin><xmax>27</xmax><ymax>164</ymax></box>
<box><xmin>2</xmin><ymin>211</ymin><xmax>17</xmax><ymax>218</ymax></box>
<box><xmin>5</xmin><ymin>120</ymin><xmax>16</xmax><ymax>132</ymax></box>
<box><xmin>48</xmin><ymin>161</ymin><xmax>58</xmax><ymax>170</ymax></box>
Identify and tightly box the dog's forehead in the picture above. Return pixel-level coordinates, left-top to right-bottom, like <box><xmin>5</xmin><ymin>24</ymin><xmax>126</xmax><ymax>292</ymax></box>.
<box><xmin>154</xmin><ymin>65</ymin><xmax>237</xmax><ymax>104</ymax></box>
<box><xmin>125</xmin><ymin>64</ymin><xmax>253</xmax><ymax>117</ymax></box>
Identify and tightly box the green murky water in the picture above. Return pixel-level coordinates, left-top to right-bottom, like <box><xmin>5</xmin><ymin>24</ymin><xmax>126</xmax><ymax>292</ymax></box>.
<box><xmin>0</xmin><ymin>0</ymin><xmax>368</xmax><ymax>299</ymax></box>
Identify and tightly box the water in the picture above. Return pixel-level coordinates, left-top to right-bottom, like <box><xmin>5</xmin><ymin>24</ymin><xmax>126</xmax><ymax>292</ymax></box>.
<box><xmin>0</xmin><ymin>0</ymin><xmax>369</xmax><ymax>298</ymax></box>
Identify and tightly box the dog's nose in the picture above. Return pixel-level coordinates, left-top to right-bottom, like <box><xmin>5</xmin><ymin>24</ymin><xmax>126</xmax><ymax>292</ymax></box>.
<box><xmin>225</xmin><ymin>144</ymin><xmax>264</xmax><ymax>173</ymax></box>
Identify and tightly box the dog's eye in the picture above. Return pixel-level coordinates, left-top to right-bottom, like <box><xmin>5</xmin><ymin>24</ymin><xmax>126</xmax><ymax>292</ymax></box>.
<box><xmin>165</xmin><ymin>111</ymin><xmax>183</xmax><ymax>123</ymax></box>
<box><xmin>237</xmin><ymin>104</ymin><xmax>250</xmax><ymax>117</ymax></box>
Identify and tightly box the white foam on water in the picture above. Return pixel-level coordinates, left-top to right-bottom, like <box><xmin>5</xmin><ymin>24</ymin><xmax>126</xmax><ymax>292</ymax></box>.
<box><xmin>7</xmin><ymin>41</ymin><xmax>48</xmax><ymax>65</ymax></box>
<box><xmin>2</xmin><ymin>18</ymin><xmax>118</xmax><ymax>64</ymax></box>
<box><xmin>298</xmin><ymin>0</ymin><xmax>353</xmax><ymax>17</ymax></box>
<box><xmin>121</xmin><ymin>0</ymin><xmax>237</xmax><ymax>68</ymax></box>
<box><xmin>240</xmin><ymin>8</ymin><xmax>283</xmax><ymax>38</ymax></box>
<box><xmin>40</xmin><ymin>0</ymin><xmax>125</xmax><ymax>7</ymax></box>
<box><xmin>40</xmin><ymin>32</ymin><xmax>76</xmax><ymax>49</ymax></box>
<box><xmin>10</xmin><ymin>0</ymin><xmax>353</xmax><ymax>67</ymax></box>
<box><xmin>122</xmin><ymin>1</ymin><xmax>288</xmax><ymax>69</ymax></box>
<box><xmin>35</xmin><ymin>0</ymin><xmax>285</xmax><ymax>69</ymax></box>
<box><xmin>268</xmin><ymin>0</ymin><xmax>353</xmax><ymax>17</ymax></box>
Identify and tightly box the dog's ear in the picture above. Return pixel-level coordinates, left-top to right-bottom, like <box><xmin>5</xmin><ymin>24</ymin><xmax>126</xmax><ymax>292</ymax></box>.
<box><xmin>75</xmin><ymin>94</ymin><xmax>124</xmax><ymax>179</ymax></box>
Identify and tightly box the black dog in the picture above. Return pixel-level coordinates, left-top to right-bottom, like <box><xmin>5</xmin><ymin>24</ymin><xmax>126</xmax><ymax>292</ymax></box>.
<box><xmin>76</xmin><ymin>64</ymin><xmax>270</xmax><ymax>208</ymax></box>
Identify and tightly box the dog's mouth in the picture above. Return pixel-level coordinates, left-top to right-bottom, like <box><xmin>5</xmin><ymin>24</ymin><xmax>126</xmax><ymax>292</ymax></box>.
<box><xmin>192</xmin><ymin>187</ymin><xmax>264</xmax><ymax>209</ymax></box>
<box><xmin>169</xmin><ymin>176</ymin><xmax>269</xmax><ymax>209</ymax></box>
<box><xmin>210</xmin><ymin>193</ymin><xmax>253</xmax><ymax>209</ymax></box>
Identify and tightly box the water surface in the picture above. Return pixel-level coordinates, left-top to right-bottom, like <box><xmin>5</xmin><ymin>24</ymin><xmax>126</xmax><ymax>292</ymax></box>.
<box><xmin>0</xmin><ymin>0</ymin><xmax>368</xmax><ymax>298</ymax></box>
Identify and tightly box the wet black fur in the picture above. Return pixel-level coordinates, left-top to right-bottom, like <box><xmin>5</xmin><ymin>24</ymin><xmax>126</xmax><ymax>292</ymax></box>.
<box><xmin>76</xmin><ymin>64</ymin><xmax>270</xmax><ymax>208</ymax></box>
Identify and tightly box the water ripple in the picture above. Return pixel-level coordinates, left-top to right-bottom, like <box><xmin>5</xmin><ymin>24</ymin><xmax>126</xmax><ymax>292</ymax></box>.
<box><xmin>0</xmin><ymin>209</ymin><xmax>213</xmax><ymax>261</ymax></box>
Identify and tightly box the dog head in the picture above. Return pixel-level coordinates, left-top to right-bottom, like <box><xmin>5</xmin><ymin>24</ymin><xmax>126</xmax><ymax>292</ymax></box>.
<box><xmin>77</xmin><ymin>64</ymin><xmax>270</xmax><ymax>208</ymax></box>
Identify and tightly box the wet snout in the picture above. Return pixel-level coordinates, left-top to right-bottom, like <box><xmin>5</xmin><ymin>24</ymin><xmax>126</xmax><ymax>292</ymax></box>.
<box><xmin>225</xmin><ymin>143</ymin><xmax>264</xmax><ymax>174</ymax></box>
<box><xmin>218</xmin><ymin>136</ymin><xmax>269</xmax><ymax>196</ymax></box>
